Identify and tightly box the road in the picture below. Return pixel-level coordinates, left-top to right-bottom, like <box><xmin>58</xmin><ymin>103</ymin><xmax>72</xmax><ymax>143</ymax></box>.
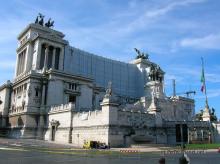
<box><xmin>0</xmin><ymin>139</ymin><xmax>219</xmax><ymax>164</ymax></box>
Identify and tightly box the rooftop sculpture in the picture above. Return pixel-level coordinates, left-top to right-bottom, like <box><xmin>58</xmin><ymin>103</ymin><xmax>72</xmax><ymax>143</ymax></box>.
<box><xmin>35</xmin><ymin>13</ymin><xmax>54</xmax><ymax>28</ymax></box>
<box><xmin>134</xmin><ymin>48</ymin><xmax>149</xmax><ymax>60</ymax></box>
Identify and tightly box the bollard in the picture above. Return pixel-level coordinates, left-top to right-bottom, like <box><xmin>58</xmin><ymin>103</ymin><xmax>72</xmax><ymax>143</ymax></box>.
<box><xmin>179</xmin><ymin>153</ymin><xmax>190</xmax><ymax>164</ymax></box>
<box><xmin>158</xmin><ymin>157</ymin><xmax>165</xmax><ymax>164</ymax></box>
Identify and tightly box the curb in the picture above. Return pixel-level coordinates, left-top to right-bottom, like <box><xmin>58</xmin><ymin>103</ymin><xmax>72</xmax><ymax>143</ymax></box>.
<box><xmin>120</xmin><ymin>150</ymin><xmax>140</xmax><ymax>153</ymax></box>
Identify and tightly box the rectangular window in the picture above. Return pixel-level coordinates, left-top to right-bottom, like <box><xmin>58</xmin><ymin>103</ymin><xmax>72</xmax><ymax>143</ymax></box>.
<box><xmin>68</xmin><ymin>83</ymin><xmax>77</xmax><ymax>90</ymax></box>
<box><xmin>35</xmin><ymin>88</ymin><xmax>39</xmax><ymax>97</ymax></box>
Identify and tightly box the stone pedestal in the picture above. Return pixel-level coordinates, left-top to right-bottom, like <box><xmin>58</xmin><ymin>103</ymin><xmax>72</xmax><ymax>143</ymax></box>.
<box><xmin>145</xmin><ymin>81</ymin><xmax>165</xmax><ymax>99</ymax></box>
<box><xmin>202</xmin><ymin>105</ymin><xmax>211</xmax><ymax>122</ymax></box>
<box><xmin>37</xmin><ymin>114</ymin><xmax>45</xmax><ymax>139</ymax></box>
<box><xmin>148</xmin><ymin>94</ymin><xmax>163</xmax><ymax>127</ymax></box>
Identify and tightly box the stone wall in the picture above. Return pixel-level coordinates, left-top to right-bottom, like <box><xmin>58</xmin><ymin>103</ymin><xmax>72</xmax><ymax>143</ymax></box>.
<box><xmin>45</xmin><ymin>103</ymin><xmax>74</xmax><ymax>142</ymax></box>
<box><xmin>8</xmin><ymin>114</ymin><xmax>38</xmax><ymax>138</ymax></box>
<box><xmin>0</xmin><ymin>82</ymin><xmax>12</xmax><ymax>127</ymax></box>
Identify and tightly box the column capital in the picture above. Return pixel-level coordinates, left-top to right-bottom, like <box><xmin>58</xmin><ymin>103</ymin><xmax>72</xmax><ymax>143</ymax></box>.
<box><xmin>44</xmin><ymin>44</ymin><xmax>49</xmax><ymax>49</ymax></box>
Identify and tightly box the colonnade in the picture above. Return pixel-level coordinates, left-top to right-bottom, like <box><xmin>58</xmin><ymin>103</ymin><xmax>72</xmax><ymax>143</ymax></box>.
<box><xmin>16</xmin><ymin>49</ymin><xmax>27</xmax><ymax>76</ymax></box>
<box><xmin>39</xmin><ymin>44</ymin><xmax>61</xmax><ymax>71</ymax></box>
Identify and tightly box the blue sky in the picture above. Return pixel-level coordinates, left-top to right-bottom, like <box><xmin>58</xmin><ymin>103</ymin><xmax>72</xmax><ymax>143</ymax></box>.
<box><xmin>0</xmin><ymin>0</ymin><xmax>220</xmax><ymax>118</ymax></box>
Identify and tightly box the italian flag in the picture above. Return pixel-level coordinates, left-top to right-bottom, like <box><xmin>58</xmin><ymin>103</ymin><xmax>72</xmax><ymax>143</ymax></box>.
<box><xmin>200</xmin><ymin>67</ymin><xmax>205</xmax><ymax>93</ymax></box>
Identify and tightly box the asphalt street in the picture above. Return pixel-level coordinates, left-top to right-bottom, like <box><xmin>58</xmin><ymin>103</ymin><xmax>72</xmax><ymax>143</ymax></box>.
<box><xmin>0</xmin><ymin>138</ymin><xmax>220</xmax><ymax>164</ymax></box>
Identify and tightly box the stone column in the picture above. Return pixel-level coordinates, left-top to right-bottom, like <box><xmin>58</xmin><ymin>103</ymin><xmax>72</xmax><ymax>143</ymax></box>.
<box><xmin>41</xmin><ymin>84</ymin><xmax>46</xmax><ymax>106</ymax></box>
<box><xmin>52</xmin><ymin>47</ymin><xmax>56</xmax><ymax>69</ymax></box>
<box><xmin>37</xmin><ymin>83</ymin><xmax>46</xmax><ymax>139</ymax></box>
<box><xmin>37</xmin><ymin>115</ymin><xmax>44</xmax><ymax>140</ymax></box>
<box><xmin>23</xmin><ymin>45</ymin><xmax>30</xmax><ymax>73</ymax></box>
<box><xmin>68</xmin><ymin>104</ymin><xmax>73</xmax><ymax>143</ymax></box>
<box><xmin>36</xmin><ymin>41</ymin><xmax>42</xmax><ymax>70</ymax></box>
<box><xmin>43</xmin><ymin>44</ymin><xmax>49</xmax><ymax>72</ymax></box>
<box><xmin>15</xmin><ymin>53</ymin><xmax>19</xmax><ymax>77</ymax></box>
<box><xmin>59</xmin><ymin>48</ymin><xmax>63</xmax><ymax>70</ymax></box>
<box><xmin>21</xmin><ymin>53</ymin><xmax>25</xmax><ymax>73</ymax></box>
<box><xmin>16</xmin><ymin>55</ymin><xmax>20</xmax><ymax>76</ymax></box>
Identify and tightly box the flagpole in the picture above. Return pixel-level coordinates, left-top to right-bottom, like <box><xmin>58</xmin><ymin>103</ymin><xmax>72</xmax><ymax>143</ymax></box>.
<box><xmin>201</xmin><ymin>57</ymin><xmax>209</xmax><ymax>109</ymax></box>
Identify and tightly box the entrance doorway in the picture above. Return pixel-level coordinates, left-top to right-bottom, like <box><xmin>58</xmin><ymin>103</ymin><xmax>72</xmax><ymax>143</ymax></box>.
<box><xmin>69</xmin><ymin>95</ymin><xmax>76</xmax><ymax>103</ymax></box>
<box><xmin>51</xmin><ymin>126</ymin><xmax>55</xmax><ymax>141</ymax></box>
<box><xmin>176</xmin><ymin>124</ymin><xmax>188</xmax><ymax>143</ymax></box>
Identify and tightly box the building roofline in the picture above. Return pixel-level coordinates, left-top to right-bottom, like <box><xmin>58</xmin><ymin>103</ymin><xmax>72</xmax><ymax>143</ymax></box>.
<box><xmin>17</xmin><ymin>23</ymin><xmax>65</xmax><ymax>40</ymax></box>
<box><xmin>0</xmin><ymin>81</ymin><xmax>12</xmax><ymax>91</ymax></box>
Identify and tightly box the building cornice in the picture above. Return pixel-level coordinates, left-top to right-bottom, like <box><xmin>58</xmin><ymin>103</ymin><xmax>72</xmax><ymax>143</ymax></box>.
<box><xmin>47</xmin><ymin>69</ymin><xmax>93</xmax><ymax>83</ymax></box>
<box><xmin>18</xmin><ymin>23</ymin><xmax>65</xmax><ymax>40</ymax></box>
<box><xmin>0</xmin><ymin>81</ymin><xmax>12</xmax><ymax>91</ymax></box>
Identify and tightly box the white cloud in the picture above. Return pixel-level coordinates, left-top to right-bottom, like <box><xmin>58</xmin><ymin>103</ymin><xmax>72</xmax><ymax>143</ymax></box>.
<box><xmin>166</xmin><ymin>65</ymin><xmax>220</xmax><ymax>83</ymax></box>
<box><xmin>180</xmin><ymin>34</ymin><xmax>220</xmax><ymax>50</ymax></box>
<box><xmin>0</xmin><ymin>60</ymin><xmax>15</xmax><ymax>69</ymax></box>
<box><xmin>206</xmin><ymin>73</ymin><xmax>220</xmax><ymax>83</ymax></box>
<box><xmin>144</xmin><ymin>0</ymin><xmax>206</xmax><ymax>18</ymax></box>
<box><xmin>196</xmin><ymin>89</ymin><xmax>220</xmax><ymax>98</ymax></box>
<box><xmin>124</xmin><ymin>0</ymin><xmax>206</xmax><ymax>32</ymax></box>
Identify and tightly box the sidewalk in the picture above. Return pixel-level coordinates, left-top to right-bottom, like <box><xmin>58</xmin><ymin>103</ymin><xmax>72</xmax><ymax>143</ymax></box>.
<box><xmin>0</xmin><ymin>138</ymin><xmax>219</xmax><ymax>153</ymax></box>
<box><xmin>0</xmin><ymin>138</ymin><xmax>76</xmax><ymax>149</ymax></box>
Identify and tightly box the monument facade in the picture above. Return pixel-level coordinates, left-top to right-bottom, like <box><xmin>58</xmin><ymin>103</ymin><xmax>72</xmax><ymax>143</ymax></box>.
<box><xmin>0</xmin><ymin>16</ymin><xmax>215</xmax><ymax>147</ymax></box>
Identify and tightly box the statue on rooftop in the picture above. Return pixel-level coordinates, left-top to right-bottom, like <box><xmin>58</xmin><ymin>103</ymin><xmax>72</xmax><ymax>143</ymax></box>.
<box><xmin>35</xmin><ymin>16</ymin><xmax>39</xmax><ymax>24</ymax></box>
<box><xmin>105</xmin><ymin>81</ymin><xmax>112</xmax><ymax>98</ymax></box>
<box><xmin>134</xmin><ymin>48</ymin><xmax>149</xmax><ymax>60</ymax></box>
<box><xmin>149</xmin><ymin>64</ymin><xmax>163</xmax><ymax>82</ymax></box>
<box><xmin>38</xmin><ymin>13</ymin><xmax>45</xmax><ymax>26</ymax></box>
<box><xmin>34</xmin><ymin>14</ymin><xmax>54</xmax><ymax>28</ymax></box>
<box><xmin>45</xmin><ymin>18</ymin><xmax>54</xmax><ymax>28</ymax></box>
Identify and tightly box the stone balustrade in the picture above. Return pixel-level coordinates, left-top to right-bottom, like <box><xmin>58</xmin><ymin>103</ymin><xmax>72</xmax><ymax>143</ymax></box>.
<box><xmin>9</xmin><ymin>106</ymin><xmax>25</xmax><ymax>114</ymax></box>
<box><xmin>49</xmin><ymin>102</ymin><xmax>75</xmax><ymax>113</ymax></box>
<box><xmin>165</xmin><ymin>120</ymin><xmax>211</xmax><ymax>128</ymax></box>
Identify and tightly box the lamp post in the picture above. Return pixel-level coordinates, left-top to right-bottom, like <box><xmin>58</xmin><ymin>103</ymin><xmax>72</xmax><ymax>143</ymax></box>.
<box><xmin>180</xmin><ymin>120</ymin><xmax>186</xmax><ymax>151</ymax></box>
<box><xmin>180</xmin><ymin>123</ymin><xmax>184</xmax><ymax>151</ymax></box>
<box><xmin>179</xmin><ymin>120</ymin><xmax>190</xmax><ymax>164</ymax></box>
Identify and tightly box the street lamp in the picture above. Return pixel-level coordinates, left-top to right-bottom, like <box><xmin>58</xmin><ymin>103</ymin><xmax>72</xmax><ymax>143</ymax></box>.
<box><xmin>180</xmin><ymin>120</ymin><xmax>186</xmax><ymax>151</ymax></box>
<box><xmin>179</xmin><ymin>120</ymin><xmax>190</xmax><ymax>164</ymax></box>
